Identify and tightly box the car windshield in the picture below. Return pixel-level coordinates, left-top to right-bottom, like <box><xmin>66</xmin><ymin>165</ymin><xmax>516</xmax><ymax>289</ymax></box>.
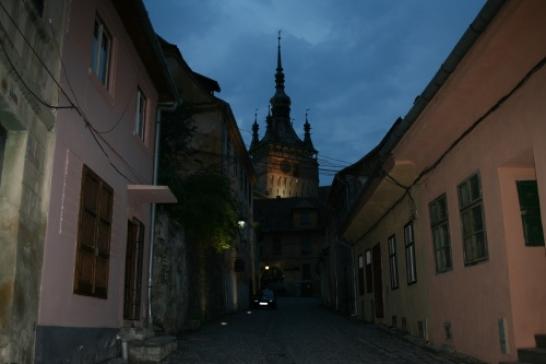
<box><xmin>261</xmin><ymin>289</ymin><xmax>274</xmax><ymax>300</ymax></box>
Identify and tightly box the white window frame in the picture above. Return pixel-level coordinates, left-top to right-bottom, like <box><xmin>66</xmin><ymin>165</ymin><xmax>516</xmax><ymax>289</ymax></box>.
<box><xmin>388</xmin><ymin>235</ymin><xmax>399</xmax><ymax>289</ymax></box>
<box><xmin>458</xmin><ymin>173</ymin><xmax>488</xmax><ymax>265</ymax></box>
<box><xmin>91</xmin><ymin>16</ymin><xmax>112</xmax><ymax>87</ymax></box>
<box><xmin>134</xmin><ymin>88</ymin><xmax>147</xmax><ymax>142</ymax></box>
<box><xmin>404</xmin><ymin>222</ymin><xmax>417</xmax><ymax>284</ymax></box>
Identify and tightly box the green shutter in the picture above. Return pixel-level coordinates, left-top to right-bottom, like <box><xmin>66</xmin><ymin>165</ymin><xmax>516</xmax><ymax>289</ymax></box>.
<box><xmin>517</xmin><ymin>181</ymin><xmax>545</xmax><ymax>246</ymax></box>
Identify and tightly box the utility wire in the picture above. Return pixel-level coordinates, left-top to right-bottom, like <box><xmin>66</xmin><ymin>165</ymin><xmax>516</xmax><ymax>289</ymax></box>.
<box><xmin>0</xmin><ymin>3</ymin><xmax>142</xmax><ymax>183</ymax></box>
<box><xmin>353</xmin><ymin>55</ymin><xmax>546</xmax><ymax>240</ymax></box>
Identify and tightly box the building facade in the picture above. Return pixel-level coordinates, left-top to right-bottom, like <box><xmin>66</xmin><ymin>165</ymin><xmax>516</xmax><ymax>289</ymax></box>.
<box><xmin>153</xmin><ymin>37</ymin><xmax>256</xmax><ymax>329</ymax></box>
<box><xmin>342</xmin><ymin>1</ymin><xmax>546</xmax><ymax>363</ymax></box>
<box><xmin>35</xmin><ymin>0</ymin><xmax>177</xmax><ymax>362</ymax></box>
<box><xmin>0</xmin><ymin>1</ymin><xmax>67</xmax><ymax>362</ymax></box>
<box><xmin>255</xmin><ymin>197</ymin><xmax>324</xmax><ymax>297</ymax></box>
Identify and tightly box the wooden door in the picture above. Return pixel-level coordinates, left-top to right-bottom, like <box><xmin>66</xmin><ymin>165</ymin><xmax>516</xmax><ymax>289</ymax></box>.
<box><xmin>123</xmin><ymin>219</ymin><xmax>144</xmax><ymax>320</ymax></box>
<box><xmin>372</xmin><ymin>244</ymin><xmax>384</xmax><ymax>318</ymax></box>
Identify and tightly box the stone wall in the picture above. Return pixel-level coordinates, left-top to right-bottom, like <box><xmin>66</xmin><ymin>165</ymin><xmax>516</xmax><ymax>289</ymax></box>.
<box><xmin>152</xmin><ymin>207</ymin><xmax>236</xmax><ymax>333</ymax></box>
<box><xmin>0</xmin><ymin>1</ymin><xmax>66</xmax><ymax>362</ymax></box>
<box><xmin>152</xmin><ymin>207</ymin><xmax>189</xmax><ymax>334</ymax></box>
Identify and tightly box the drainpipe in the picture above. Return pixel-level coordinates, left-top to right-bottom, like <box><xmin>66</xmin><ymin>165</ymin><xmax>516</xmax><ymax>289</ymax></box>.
<box><xmin>147</xmin><ymin>101</ymin><xmax>178</xmax><ymax>327</ymax></box>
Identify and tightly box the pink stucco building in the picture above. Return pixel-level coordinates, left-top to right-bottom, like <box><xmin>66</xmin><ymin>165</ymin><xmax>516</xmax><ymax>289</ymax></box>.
<box><xmin>343</xmin><ymin>1</ymin><xmax>546</xmax><ymax>363</ymax></box>
<box><xmin>35</xmin><ymin>0</ymin><xmax>177</xmax><ymax>362</ymax></box>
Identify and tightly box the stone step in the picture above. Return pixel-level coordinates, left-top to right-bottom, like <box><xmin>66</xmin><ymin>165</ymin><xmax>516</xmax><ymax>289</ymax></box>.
<box><xmin>518</xmin><ymin>348</ymin><xmax>546</xmax><ymax>364</ymax></box>
<box><xmin>128</xmin><ymin>335</ymin><xmax>177</xmax><ymax>364</ymax></box>
<box><xmin>536</xmin><ymin>335</ymin><xmax>546</xmax><ymax>349</ymax></box>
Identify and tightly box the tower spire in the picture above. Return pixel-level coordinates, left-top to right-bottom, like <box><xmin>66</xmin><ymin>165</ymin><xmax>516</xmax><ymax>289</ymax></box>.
<box><xmin>275</xmin><ymin>30</ymin><xmax>285</xmax><ymax>91</ymax></box>
<box><xmin>303</xmin><ymin>108</ymin><xmax>316</xmax><ymax>154</ymax></box>
<box><xmin>250</xmin><ymin>109</ymin><xmax>260</xmax><ymax>151</ymax></box>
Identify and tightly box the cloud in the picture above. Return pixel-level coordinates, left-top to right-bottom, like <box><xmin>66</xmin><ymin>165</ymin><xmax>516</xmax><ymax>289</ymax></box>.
<box><xmin>144</xmin><ymin>0</ymin><xmax>485</xmax><ymax>183</ymax></box>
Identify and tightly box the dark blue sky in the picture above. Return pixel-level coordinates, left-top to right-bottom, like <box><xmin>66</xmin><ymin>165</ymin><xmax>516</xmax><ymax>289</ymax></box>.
<box><xmin>144</xmin><ymin>0</ymin><xmax>485</xmax><ymax>184</ymax></box>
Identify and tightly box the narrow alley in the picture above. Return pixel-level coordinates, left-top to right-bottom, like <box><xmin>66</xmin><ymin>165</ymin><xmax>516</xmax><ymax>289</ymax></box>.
<box><xmin>167</xmin><ymin>299</ymin><xmax>478</xmax><ymax>364</ymax></box>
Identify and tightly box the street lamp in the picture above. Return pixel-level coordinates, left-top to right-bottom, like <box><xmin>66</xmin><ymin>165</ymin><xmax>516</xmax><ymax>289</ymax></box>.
<box><xmin>264</xmin><ymin>265</ymin><xmax>270</xmax><ymax>270</ymax></box>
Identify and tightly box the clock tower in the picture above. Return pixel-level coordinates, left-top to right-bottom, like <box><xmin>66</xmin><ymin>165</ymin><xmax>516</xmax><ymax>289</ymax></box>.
<box><xmin>250</xmin><ymin>33</ymin><xmax>319</xmax><ymax>199</ymax></box>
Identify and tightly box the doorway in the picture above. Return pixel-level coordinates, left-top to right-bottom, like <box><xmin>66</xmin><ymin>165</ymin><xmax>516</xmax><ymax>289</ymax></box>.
<box><xmin>372</xmin><ymin>243</ymin><xmax>384</xmax><ymax>318</ymax></box>
<box><xmin>124</xmin><ymin>219</ymin><xmax>145</xmax><ymax>320</ymax></box>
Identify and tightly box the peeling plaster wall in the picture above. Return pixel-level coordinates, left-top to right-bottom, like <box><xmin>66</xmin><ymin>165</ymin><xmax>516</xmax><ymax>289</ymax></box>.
<box><xmin>0</xmin><ymin>1</ymin><xmax>66</xmax><ymax>362</ymax></box>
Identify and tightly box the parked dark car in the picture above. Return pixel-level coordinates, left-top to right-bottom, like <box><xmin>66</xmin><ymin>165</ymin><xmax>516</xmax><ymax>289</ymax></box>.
<box><xmin>252</xmin><ymin>288</ymin><xmax>277</xmax><ymax>309</ymax></box>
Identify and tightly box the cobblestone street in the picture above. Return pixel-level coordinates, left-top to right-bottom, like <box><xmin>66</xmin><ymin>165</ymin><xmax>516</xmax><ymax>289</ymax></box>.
<box><xmin>166</xmin><ymin>298</ymin><xmax>478</xmax><ymax>364</ymax></box>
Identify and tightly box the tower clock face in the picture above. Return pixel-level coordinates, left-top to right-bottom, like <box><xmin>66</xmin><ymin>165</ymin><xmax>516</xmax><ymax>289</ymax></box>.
<box><xmin>280</xmin><ymin>160</ymin><xmax>291</xmax><ymax>173</ymax></box>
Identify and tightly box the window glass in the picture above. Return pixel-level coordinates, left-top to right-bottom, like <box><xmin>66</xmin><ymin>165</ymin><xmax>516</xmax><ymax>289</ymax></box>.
<box><xmin>429</xmin><ymin>194</ymin><xmax>452</xmax><ymax>273</ymax></box>
<box><xmin>134</xmin><ymin>89</ymin><xmax>147</xmax><ymax>141</ymax></box>
<box><xmin>91</xmin><ymin>17</ymin><xmax>112</xmax><ymax>87</ymax></box>
<box><xmin>458</xmin><ymin>174</ymin><xmax>488</xmax><ymax>264</ymax></box>
<box><xmin>357</xmin><ymin>255</ymin><xmax>364</xmax><ymax>295</ymax></box>
<box><xmin>404</xmin><ymin>222</ymin><xmax>417</xmax><ymax>284</ymax></box>
<box><xmin>388</xmin><ymin>235</ymin><xmax>399</xmax><ymax>289</ymax></box>
<box><xmin>365</xmin><ymin>250</ymin><xmax>373</xmax><ymax>292</ymax></box>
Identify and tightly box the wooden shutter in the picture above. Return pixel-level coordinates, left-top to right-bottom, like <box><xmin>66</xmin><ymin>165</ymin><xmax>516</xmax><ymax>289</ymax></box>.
<box><xmin>517</xmin><ymin>180</ymin><xmax>545</xmax><ymax>246</ymax></box>
<box><xmin>74</xmin><ymin>166</ymin><xmax>113</xmax><ymax>298</ymax></box>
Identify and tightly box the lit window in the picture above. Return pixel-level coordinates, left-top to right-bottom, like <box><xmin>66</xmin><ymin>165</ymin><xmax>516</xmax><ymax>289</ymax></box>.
<box><xmin>458</xmin><ymin>173</ymin><xmax>488</xmax><ymax>265</ymax></box>
<box><xmin>134</xmin><ymin>88</ymin><xmax>147</xmax><ymax>141</ymax></box>
<box><xmin>388</xmin><ymin>235</ymin><xmax>399</xmax><ymax>289</ymax></box>
<box><xmin>404</xmin><ymin>222</ymin><xmax>417</xmax><ymax>284</ymax></box>
<box><xmin>429</xmin><ymin>194</ymin><xmax>452</xmax><ymax>272</ymax></box>
<box><xmin>516</xmin><ymin>180</ymin><xmax>544</xmax><ymax>246</ymax></box>
<box><xmin>91</xmin><ymin>16</ymin><xmax>111</xmax><ymax>87</ymax></box>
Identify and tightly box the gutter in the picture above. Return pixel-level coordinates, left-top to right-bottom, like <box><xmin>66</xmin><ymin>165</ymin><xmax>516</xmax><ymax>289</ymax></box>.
<box><xmin>339</xmin><ymin>0</ymin><xmax>506</xmax><ymax>239</ymax></box>
<box><xmin>147</xmin><ymin>100</ymin><xmax>178</xmax><ymax>327</ymax></box>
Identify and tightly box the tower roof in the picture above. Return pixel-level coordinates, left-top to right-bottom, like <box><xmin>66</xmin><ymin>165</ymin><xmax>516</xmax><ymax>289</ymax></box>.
<box><xmin>259</xmin><ymin>32</ymin><xmax>305</xmax><ymax>149</ymax></box>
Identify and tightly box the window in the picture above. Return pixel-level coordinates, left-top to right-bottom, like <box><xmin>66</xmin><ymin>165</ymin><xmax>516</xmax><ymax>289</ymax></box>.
<box><xmin>74</xmin><ymin>166</ymin><xmax>113</xmax><ymax>298</ymax></box>
<box><xmin>404</xmin><ymin>222</ymin><xmax>417</xmax><ymax>284</ymax></box>
<box><xmin>429</xmin><ymin>194</ymin><xmax>452</xmax><ymax>272</ymax></box>
<box><xmin>388</xmin><ymin>235</ymin><xmax>399</xmax><ymax>289</ymax></box>
<box><xmin>300</xmin><ymin>210</ymin><xmax>310</xmax><ymax>226</ymax></box>
<box><xmin>273</xmin><ymin>237</ymin><xmax>282</xmax><ymax>255</ymax></box>
<box><xmin>124</xmin><ymin>219</ymin><xmax>144</xmax><ymax>320</ymax></box>
<box><xmin>516</xmin><ymin>180</ymin><xmax>544</xmax><ymax>246</ymax></box>
<box><xmin>302</xmin><ymin>264</ymin><xmax>311</xmax><ymax>280</ymax></box>
<box><xmin>0</xmin><ymin>124</ymin><xmax>6</xmax><ymax>185</ymax></box>
<box><xmin>134</xmin><ymin>88</ymin><xmax>147</xmax><ymax>141</ymax></box>
<box><xmin>90</xmin><ymin>16</ymin><xmax>112</xmax><ymax>87</ymax></box>
<box><xmin>458</xmin><ymin>174</ymin><xmax>488</xmax><ymax>264</ymax></box>
<box><xmin>357</xmin><ymin>255</ymin><xmax>364</xmax><ymax>295</ymax></box>
<box><xmin>31</xmin><ymin>0</ymin><xmax>44</xmax><ymax>16</ymax></box>
<box><xmin>365</xmin><ymin>250</ymin><xmax>373</xmax><ymax>293</ymax></box>
<box><xmin>301</xmin><ymin>239</ymin><xmax>311</xmax><ymax>256</ymax></box>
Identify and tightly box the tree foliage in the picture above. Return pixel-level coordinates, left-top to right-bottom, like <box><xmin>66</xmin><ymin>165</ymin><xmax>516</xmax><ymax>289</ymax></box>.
<box><xmin>159</xmin><ymin>104</ymin><xmax>238</xmax><ymax>251</ymax></box>
<box><xmin>173</xmin><ymin>172</ymin><xmax>238</xmax><ymax>251</ymax></box>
